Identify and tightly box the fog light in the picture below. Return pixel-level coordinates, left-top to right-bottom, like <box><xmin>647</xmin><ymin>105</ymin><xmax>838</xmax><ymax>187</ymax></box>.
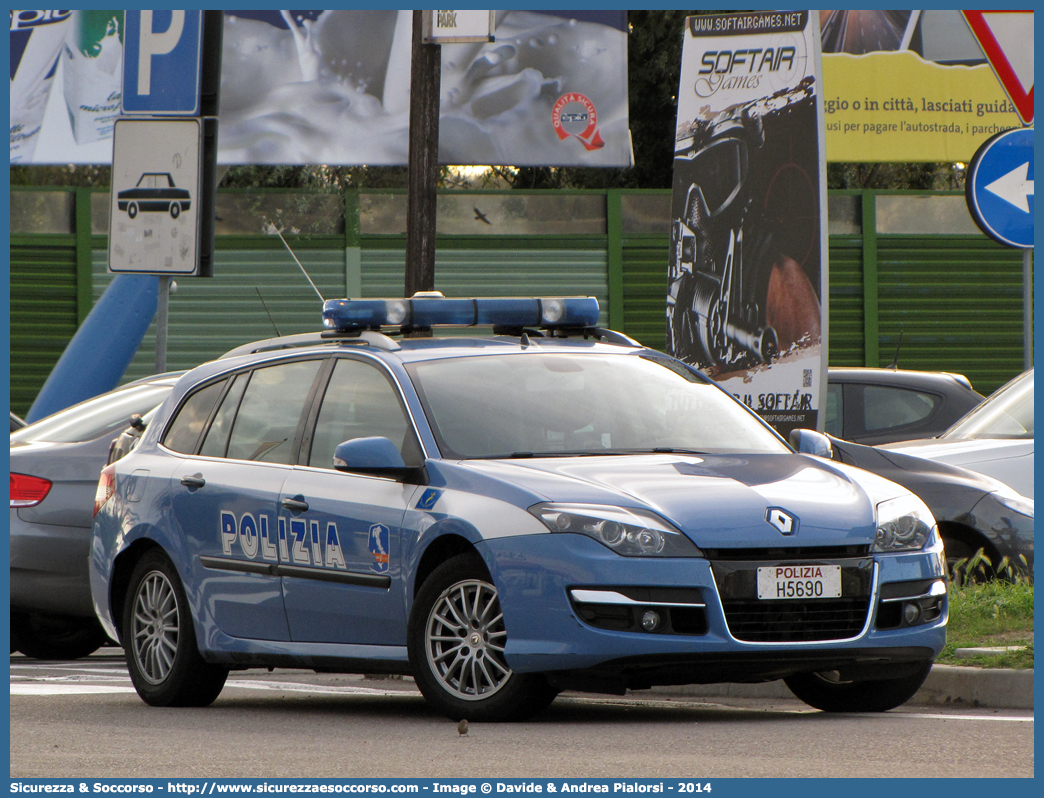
<box><xmin>903</xmin><ymin>602</ymin><xmax>921</xmax><ymax>625</ymax></box>
<box><xmin>641</xmin><ymin>610</ymin><xmax>661</xmax><ymax>632</ymax></box>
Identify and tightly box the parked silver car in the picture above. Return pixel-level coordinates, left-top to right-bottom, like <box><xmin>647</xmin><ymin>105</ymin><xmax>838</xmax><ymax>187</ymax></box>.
<box><xmin>885</xmin><ymin>369</ymin><xmax>1034</xmax><ymax>499</ymax></box>
<box><xmin>10</xmin><ymin>373</ymin><xmax>182</xmax><ymax>659</ymax></box>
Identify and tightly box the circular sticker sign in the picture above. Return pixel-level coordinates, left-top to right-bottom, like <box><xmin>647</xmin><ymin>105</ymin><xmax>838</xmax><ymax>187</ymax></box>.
<box><xmin>551</xmin><ymin>93</ymin><xmax>604</xmax><ymax>151</ymax></box>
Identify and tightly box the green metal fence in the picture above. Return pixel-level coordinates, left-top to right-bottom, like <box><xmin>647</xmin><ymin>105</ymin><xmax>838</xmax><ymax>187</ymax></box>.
<box><xmin>8</xmin><ymin>186</ymin><xmax>1032</xmax><ymax>416</ymax></box>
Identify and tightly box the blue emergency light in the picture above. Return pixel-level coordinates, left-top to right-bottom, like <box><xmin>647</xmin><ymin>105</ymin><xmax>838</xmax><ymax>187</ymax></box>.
<box><xmin>322</xmin><ymin>293</ymin><xmax>600</xmax><ymax>332</ymax></box>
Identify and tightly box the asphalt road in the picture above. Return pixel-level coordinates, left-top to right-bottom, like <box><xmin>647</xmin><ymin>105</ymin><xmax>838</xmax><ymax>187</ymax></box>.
<box><xmin>10</xmin><ymin>652</ymin><xmax>1034</xmax><ymax>779</ymax></box>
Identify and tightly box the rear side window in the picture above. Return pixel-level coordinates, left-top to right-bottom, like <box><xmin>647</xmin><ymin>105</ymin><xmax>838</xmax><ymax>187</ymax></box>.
<box><xmin>824</xmin><ymin>383</ymin><xmax>842</xmax><ymax>437</ymax></box>
<box><xmin>199</xmin><ymin>374</ymin><xmax>247</xmax><ymax>458</ymax></box>
<box><xmin>225</xmin><ymin>360</ymin><xmax>323</xmax><ymax>463</ymax></box>
<box><xmin>862</xmin><ymin>385</ymin><xmax>939</xmax><ymax>432</ymax></box>
<box><xmin>162</xmin><ymin>380</ymin><xmax>227</xmax><ymax>454</ymax></box>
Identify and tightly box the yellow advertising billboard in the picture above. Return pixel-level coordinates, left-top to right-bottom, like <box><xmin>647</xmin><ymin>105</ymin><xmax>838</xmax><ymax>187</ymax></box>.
<box><xmin>820</xmin><ymin>10</ymin><xmax>1025</xmax><ymax>162</ymax></box>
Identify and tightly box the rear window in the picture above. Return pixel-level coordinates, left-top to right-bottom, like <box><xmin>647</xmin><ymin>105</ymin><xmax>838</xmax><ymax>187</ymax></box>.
<box><xmin>943</xmin><ymin>370</ymin><xmax>1034</xmax><ymax>440</ymax></box>
<box><xmin>862</xmin><ymin>385</ymin><xmax>939</xmax><ymax>432</ymax></box>
<box><xmin>10</xmin><ymin>384</ymin><xmax>173</xmax><ymax>444</ymax></box>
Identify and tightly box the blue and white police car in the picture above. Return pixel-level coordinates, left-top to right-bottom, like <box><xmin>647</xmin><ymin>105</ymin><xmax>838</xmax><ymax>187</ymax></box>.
<box><xmin>90</xmin><ymin>294</ymin><xmax>947</xmax><ymax>721</ymax></box>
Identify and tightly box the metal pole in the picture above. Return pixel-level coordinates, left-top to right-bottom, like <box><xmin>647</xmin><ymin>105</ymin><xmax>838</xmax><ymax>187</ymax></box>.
<box><xmin>1024</xmin><ymin>248</ymin><xmax>1033</xmax><ymax>369</ymax></box>
<box><xmin>155</xmin><ymin>275</ymin><xmax>169</xmax><ymax>374</ymax></box>
<box><xmin>404</xmin><ymin>10</ymin><xmax>440</xmax><ymax>298</ymax></box>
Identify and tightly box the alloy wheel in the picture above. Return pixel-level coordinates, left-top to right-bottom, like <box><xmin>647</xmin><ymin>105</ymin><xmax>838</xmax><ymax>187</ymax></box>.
<box><xmin>425</xmin><ymin>579</ymin><xmax>512</xmax><ymax>701</ymax></box>
<box><xmin>131</xmin><ymin>570</ymin><xmax>180</xmax><ymax>685</ymax></box>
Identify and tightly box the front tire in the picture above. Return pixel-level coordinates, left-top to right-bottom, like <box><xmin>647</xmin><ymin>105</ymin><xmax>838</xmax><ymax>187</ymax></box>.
<box><xmin>784</xmin><ymin>661</ymin><xmax>933</xmax><ymax>712</ymax></box>
<box><xmin>122</xmin><ymin>550</ymin><xmax>228</xmax><ymax>707</ymax></box>
<box><xmin>943</xmin><ymin>538</ymin><xmax>994</xmax><ymax>584</ymax></box>
<box><xmin>127</xmin><ymin>202</ymin><xmax>138</xmax><ymax>219</ymax></box>
<box><xmin>169</xmin><ymin>202</ymin><xmax>180</xmax><ymax>219</ymax></box>
<box><xmin>408</xmin><ymin>553</ymin><xmax>557</xmax><ymax>722</ymax></box>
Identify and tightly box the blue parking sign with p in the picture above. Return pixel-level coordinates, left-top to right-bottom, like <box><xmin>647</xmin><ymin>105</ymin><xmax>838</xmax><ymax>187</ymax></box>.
<box><xmin>122</xmin><ymin>11</ymin><xmax>202</xmax><ymax>115</ymax></box>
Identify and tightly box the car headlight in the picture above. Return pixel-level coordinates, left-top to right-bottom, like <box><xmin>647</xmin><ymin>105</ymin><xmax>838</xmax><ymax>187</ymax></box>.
<box><xmin>873</xmin><ymin>494</ymin><xmax>937</xmax><ymax>553</ymax></box>
<box><xmin>529</xmin><ymin>502</ymin><xmax>703</xmax><ymax>557</ymax></box>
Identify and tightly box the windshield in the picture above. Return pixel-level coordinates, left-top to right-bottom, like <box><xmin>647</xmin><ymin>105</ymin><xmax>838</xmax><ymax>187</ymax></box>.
<box><xmin>10</xmin><ymin>383</ymin><xmax>174</xmax><ymax>444</ymax></box>
<box><xmin>407</xmin><ymin>352</ymin><xmax>789</xmax><ymax>459</ymax></box>
<box><xmin>942</xmin><ymin>369</ymin><xmax>1033</xmax><ymax>441</ymax></box>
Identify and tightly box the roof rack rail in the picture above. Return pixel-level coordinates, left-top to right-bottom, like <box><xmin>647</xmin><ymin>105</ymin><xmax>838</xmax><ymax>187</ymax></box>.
<box><xmin>580</xmin><ymin>327</ymin><xmax>643</xmax><ymax>347</ymax></box>
<box><xmin>220</xmin><ymin>330</ymin><xmax>401</xmax><ymax>359</ymax></box>
<box><xmin>490</xmin><ymin>325</ymin><xmax>641</xmax><ymax>347</ymax></box>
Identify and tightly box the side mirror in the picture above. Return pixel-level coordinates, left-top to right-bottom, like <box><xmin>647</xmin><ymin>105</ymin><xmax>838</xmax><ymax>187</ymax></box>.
<box><xmin>788</xmin><ymin>428</ymin><xmax>833</xmax><ymax>459</ymax></box>
<box><xmin>333</xmin><ymin>437</ymin><xmax>422</xmax><ymax>482</ymax></box>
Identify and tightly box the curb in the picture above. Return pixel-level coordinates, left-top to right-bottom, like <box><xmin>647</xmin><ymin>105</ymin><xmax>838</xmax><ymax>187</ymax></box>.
<box><xmin>914</xmin><ymin>664</ymin><xmax>1033</xmax><ymax>709</ymax></box>
<box><xmin>640</xmin><ymin>665</ymin><xmax>1034</xmax><ymax>710</ymax></box>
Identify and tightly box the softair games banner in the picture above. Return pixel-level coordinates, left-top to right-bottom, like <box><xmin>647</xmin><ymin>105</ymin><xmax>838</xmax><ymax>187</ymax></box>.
<box><xmin>666</xmin><ymin>11</ymin><xmax>829</xmax><ymax>439</ymax></box>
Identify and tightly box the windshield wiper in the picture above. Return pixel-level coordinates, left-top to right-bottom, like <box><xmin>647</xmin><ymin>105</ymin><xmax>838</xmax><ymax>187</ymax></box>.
<box><xmin>649</xmin><ymin>447</ymin><xmax>708</xmax><ymax>455</ymax></box>
<box><xmin>480</xmin><ymin>448</ymin><xmax>709</xmax><ymax>459</ymax></box>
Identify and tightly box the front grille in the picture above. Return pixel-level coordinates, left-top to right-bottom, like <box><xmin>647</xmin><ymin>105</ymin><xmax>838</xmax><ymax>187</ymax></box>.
<box><xmin>702</xmin><ymin>545</ymin><xmax>870</xmax><ymax>560</ymax></box>
<box><xmin>720</xmin><ymin>597</ymin><xmax>871</xmax><ymax>642</ymax></box>
<box><xmin>711</xmin><ymin>556</ymin><xmax>874</xmax><ymax>643</ymax></box>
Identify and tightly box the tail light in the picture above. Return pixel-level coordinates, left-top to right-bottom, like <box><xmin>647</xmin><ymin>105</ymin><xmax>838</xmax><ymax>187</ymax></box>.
<box><xmin>10</xmin><ymin>473</ymin><xmax>52</xmax><ymax>507</ymax></box>
<box><xmin>93</xmin><ymin>465</ymin><xmax>116</xmax><ymax>518</ymax></box>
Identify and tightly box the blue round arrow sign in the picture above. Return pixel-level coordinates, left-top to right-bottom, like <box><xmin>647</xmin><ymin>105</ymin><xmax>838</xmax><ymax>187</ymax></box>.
<box><xmin>966</xmin><ymin>128</ymin><xmax>1034</xmax><ymax>249</ymax></box>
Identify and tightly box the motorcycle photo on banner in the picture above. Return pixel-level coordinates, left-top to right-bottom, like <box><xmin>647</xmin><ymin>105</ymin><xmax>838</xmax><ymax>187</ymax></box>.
<box><xmin>666</xmin><ymin>11</ymin><xmax>829</xmax><ymax>440</ymax></box>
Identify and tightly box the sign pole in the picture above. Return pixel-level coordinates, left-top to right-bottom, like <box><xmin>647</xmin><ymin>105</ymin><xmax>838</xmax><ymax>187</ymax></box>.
<box><xmin>1024</xmin><ymin>249</ymin><xmax>1033</xmax><ymax>369</ymax></box>
<box><xmin>405</xmin><ymin>10</ymin><xmax>440</xmax><ymax>299</ymax></box>
<box><xmin>155</xmin><ymin>275</ymin><xmax>170</xmax><ymax>373</ymax></box>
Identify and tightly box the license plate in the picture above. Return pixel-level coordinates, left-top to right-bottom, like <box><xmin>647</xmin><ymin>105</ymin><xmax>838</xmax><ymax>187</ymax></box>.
<box><xmin>757</xmin><ymin>564</ymin><xmax>842</xmax><ymax>600</ymax></box>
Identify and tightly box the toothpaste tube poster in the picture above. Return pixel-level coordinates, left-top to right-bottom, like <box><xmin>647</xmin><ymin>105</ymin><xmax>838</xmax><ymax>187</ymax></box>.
<box><xmin>11</xmin><ymin>9</ymin><xmax>631</xmax><ymax>168</ymax></box>
<box><xmin>666</xmin><ymin>11</ymin><xmax>829</xmax><ymax>440</ymax></box>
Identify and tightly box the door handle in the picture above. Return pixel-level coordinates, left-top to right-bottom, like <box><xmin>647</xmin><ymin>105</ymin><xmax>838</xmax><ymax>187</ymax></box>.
<box><xmin>281</xmin><ymin>497</ymin><xmax>309</xmax><ymax>513</ymax></box>
<box><xmin>180</xmin><ymin>474</ymin><xmax>206</xmax><ymax>488</ymax></box>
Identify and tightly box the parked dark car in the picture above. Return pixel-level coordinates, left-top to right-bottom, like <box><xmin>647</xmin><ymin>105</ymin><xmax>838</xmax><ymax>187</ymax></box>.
<box><xmin>826</xmin><ymin>367</ymin><xmax>984</xmax><ymax>445</ymax></box>
<box><xmin>828</xmin><ymin>435</ymin><xmax>1033</xmax><ymax>580</ymax></box>
<box><xmin>885</xmin><ymin>369</ymin><xmax>1034</xmax><ymax>500</ymax></box>
<box><xmin>10</xmin><ymin>373</ymin><xmax>183</xmax><ymax>659</ymax></box>
<box><xmin>116</xmin><ymin>172</ymin><xmax>191</xmax><ymax>219</ymax></box>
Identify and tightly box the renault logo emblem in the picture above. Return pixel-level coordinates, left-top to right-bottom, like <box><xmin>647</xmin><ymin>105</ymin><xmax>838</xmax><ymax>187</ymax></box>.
<box><xmin>767</xmin><ymin>508</ymin><xmax>797</xmax><ymax>535</ymax></box>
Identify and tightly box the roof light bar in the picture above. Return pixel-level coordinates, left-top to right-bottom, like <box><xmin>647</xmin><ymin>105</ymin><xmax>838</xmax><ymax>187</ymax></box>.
<box><xmin>322</xmin><ymin>295</ymin><xmax>600</xmax><ymax>332</ymax></box>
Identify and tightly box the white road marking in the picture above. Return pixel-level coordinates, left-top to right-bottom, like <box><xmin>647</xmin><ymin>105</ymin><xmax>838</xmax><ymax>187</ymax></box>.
<box><xmin>10</xmin><ymin>665</ymin><xmax>130</xmax><ymax>676</ymax></box>
<box><xmin>11</xmin><ymin>684</ymin><xmax>138</xmax><ymax>695</ymax></box>
<box><xmin>883</xmin><ymin>711</ymin><xmax>1032</xmax><ymax>723</ymax></box>
<box><xmin>223</xmin><ymin>679</ymin><xmax>413</xmax><ymax>697</ymax></box>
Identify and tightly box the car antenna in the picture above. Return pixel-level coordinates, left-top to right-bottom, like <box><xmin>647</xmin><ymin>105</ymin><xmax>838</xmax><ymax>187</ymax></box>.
<box><xmin>255</xmin><ymin>288</ymin><xmax>282</xmax><ymax>336</ymax></box>
<box><xmin>265</xmin><ymin>222</ymin><xmax>325</xmax><ymax>303</ymax></box>
<box><xmin>887</xmin><ymin>328</ymin><xmax>903</xmax><ymax>370</ymax></box>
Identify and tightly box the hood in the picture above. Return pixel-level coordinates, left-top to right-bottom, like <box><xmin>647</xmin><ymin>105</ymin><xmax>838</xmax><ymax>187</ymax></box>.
<box><xmin>881</xmin><ymin>437</ymin><xmax>1034</xmax><ymax>499</ymax></box>
<box><xmin>460</xmin><ymin>453</ymin><xmax>895</xmax><ymax>550</ymax></box>
<box><xmin>883</xmin><ymin>437</ymin><xmax>1033</xmax><ymax>466</ymax></box>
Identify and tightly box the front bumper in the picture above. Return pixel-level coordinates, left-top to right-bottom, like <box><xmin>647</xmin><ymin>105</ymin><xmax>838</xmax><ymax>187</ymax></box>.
<box><xmin>480</xmin><ymin>533</ymin><xmax>947</xmax><ymax>681</ymax></box>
